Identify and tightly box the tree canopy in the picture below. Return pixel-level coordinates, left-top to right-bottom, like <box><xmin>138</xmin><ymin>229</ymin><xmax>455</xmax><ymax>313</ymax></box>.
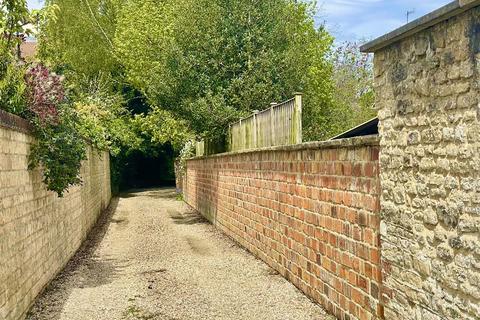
<box><xmin>0</xmin><ymin>0</ymin><xmax>376</xmax><ymax>193</ymax></box>
<box><xmin>115</xmin><ymin>0</ymin><xmax>334</xmax><ymax>138</ymax></box>
<box><xmin>39</xmin><ymin>0</ymin><xmax>374</xmax><ymax>143</ymax></box>
<box><xmin>39</xmin><ymin>0</ymin><xmax>119</xmax><ymax>76</ymax></box>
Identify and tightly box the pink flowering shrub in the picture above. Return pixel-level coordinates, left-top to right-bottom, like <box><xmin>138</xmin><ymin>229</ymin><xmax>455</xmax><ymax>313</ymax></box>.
<box><xmin>25</xmin><ymin>64</ymin><xmax>65</xmax><ymax>125</ymax></box>
<box><xmin>23</xmin><ymin>64</ymin><xmax>87</xmax><ymax>197</ymax></box>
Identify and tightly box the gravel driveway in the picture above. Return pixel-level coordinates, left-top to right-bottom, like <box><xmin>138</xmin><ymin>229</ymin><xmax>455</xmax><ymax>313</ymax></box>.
<box><xmin>27</xmin><ymin>188</ymin><xmax>333</xmax><ymax>320</ymax></box>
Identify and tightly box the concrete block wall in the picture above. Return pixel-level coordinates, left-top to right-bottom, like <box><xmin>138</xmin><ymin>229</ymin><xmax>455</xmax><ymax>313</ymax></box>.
<box><xmin>184</xmin><ymin>136</ymin><xmax>382</xmax><ymax>320</ymax></box>
<box><xmin>0</xmin><ymin>111</ymin><xmax>111</xmax><ymax>320</ymax></box>
<box><xmin>363</xmin><ymin>2</ymin><xmax>480</xmax><ymax>319</ymax></box>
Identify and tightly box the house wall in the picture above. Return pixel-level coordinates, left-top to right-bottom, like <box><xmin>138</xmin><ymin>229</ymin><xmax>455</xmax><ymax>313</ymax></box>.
<box><xmin>373</xmin><ymin>6</ymin><xmax>480</xmax><ymax>320</ymax></box>
<box><xmin>184</xmin><ymin>136</ymin><xmax>383</xmax><ymax>320</ymax></box>
<box><xmin>0</xmin><ymin>111</ymin><xmax>111</xmax><ymax>320</ymax></box>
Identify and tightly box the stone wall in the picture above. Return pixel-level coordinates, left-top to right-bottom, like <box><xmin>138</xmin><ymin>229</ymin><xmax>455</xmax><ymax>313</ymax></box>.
<box><xmin>372</xmin><ymin>5</ymin><xmax>480</xmax><ymax>320</ymax></box>
<box><xmin>184</xmin><ymin>136</ymin><xmax>383</xmax><ymax>320</ymax></box>
<box><xmin>0</xmin><ymin>111</ymin><xmax>111</xmax><ymax>320</ymax></box>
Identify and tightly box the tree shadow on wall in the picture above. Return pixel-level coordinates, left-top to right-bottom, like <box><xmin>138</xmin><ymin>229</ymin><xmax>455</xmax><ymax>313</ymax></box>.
<box><xmin>25</xmin><ymin>198</ymin><xmax>126</xmax><ymax>320</ymax></box>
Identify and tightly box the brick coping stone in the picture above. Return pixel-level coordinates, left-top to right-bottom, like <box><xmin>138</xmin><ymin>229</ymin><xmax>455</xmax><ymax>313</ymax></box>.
<box><xmin>0</xmin><ymin>109</ymin><xmax>32</xmax><ymax>133</ymax></box>
<box><xmin>189</xmin><ymin>135</ymin><xmax>379</xmax><ymax>160</ymax></box>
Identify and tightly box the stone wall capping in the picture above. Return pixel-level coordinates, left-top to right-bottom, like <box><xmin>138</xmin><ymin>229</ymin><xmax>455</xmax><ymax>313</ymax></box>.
<box><xmin>0</xmin><ymin>109</ymin><xmax>33</xmax><ymax>133</ymax></box>
<box><xmin>188</xmin><ymin>135</ymin><xmax>379</xmax><ymax>161</ymax></box>
<box><xmin>361</xmin><ymin>0</ymin><xmax>480</xmax><ymax>52</ymax></box>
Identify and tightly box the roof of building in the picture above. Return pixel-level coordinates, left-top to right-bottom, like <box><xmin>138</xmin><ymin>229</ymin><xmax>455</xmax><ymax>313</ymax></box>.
<box><xmin>20</xmin><ymin>41</ymin><xmax>37</xmax><ymax>60</ymax></box>
<box><xmin>361</xmin><ymin>0</ymin><xmax>480</xmax><ymax>53</ymax></box>
<box><xmin>331</xmin><ymin>117</ymin><xmax>379</xmax><ymax>140</ymax></box>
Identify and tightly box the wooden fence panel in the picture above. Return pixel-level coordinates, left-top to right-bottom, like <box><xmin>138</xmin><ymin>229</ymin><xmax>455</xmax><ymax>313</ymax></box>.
<box><xmin>195</xmin><ymin>93</ymin><xmax>302</xmax><ymax>156</ymax></box>
<box><xmin>229</xmin><ymin>93</ymin><xmax>302</xmax><ymax>152</ymax></box>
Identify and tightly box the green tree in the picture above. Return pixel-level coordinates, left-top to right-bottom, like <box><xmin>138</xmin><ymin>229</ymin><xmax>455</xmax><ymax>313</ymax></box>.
<box><xmin>39</xmin><ymin>0</ymin><xmax>120</xmax><ymax>76</ymax></box>
<box><xmin>115</xmin><ymin>0</ymin><xmax>335</xmax><ymax>139</ymax></box>
<box><xmin>39</xmin><ymin>0</ymin><xmax>191</xmax><ymax>151</ymax></box>
<box><xmin>72</xmin><ymin>73</ymin><xmax>143</xmax><ymax>155</ymax></box>
<box><xmin>133</xmin><ymin>107</ymin><xmax>194</xmax><ymax>151</ymax></box>
<box><xmin>0</xmin><ymin>0</ymin><xmax>30</xmax><ymax>55</ymax></box>
<box><xmin>0</xmin><ymin>0</ymin><xmax>30</xmax><ymax>114</ymax></box>
<box><xmin>328</xmin><ymin>42</ymin><xmax>376</xmax><ymax>137</ymax></box>
<box><xmin>39</xmin><ymin>0</ymin><xmax>374</xmax><ymax>152</ymax></box>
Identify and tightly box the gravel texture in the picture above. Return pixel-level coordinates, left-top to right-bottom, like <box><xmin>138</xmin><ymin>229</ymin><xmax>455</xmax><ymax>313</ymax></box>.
<box><xmin>27</xmin><ymin>188</ymin><xmax>334</xmax><ymax>320</ymax></box>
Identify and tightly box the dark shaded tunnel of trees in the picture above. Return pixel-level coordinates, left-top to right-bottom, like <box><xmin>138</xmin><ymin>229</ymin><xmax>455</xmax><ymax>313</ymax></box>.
<box><xmin>112</xmin><ymin>143</ymin><xmax>176</xmax><ymax>193</ymax></box>
<box><xmin>110</xmin><ymin>93</ymin><xmax>177</xmax><ymax>193</ymax></box>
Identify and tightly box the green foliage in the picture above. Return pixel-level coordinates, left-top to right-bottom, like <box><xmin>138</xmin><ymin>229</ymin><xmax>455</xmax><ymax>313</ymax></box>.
<box><xmin>34</xmin><ymin>0</ymin><xmax>378</xmax><ymax>196</ymax></box>
<box><xmin>302</xmin><ymin>42</ymin><xmax>376</xmax><ymax>141</ymax></box>
<box><xmin>39</xmin><ymin>0</ymin><xmax>188</xmax><ymax>146</ymax></box>
<box><xmin>133</xmin><ymin>107</ymin><xmax>194</xmax><ymax>150</ymax></box>
<box><xmin>176</xmin><ymin>139</ymin><xmax>195</xmax><ymax>173</ymax></box>
<box><xmin>22</xmin><ymin>63</ymin><xmax>87</xmax><ymax>197</ymax></box>
<box><xmin>0</xmin><ymin>0</ymin><xmax>30</xmax><ymax>114</ymax></box>
<box><xmin>39</xmin><ymin>0</ymin><xmax>119</xmax><ymax>76</ymax></box>
<box><xmin>41</xmin><ymin>0</ymin><xmax>375</xmax><ymax>149</ymax></box>
<box><xmin>115</xmin><ymin>0</ymin><xmax>334</xmax><ymax>139</ymax></box>
<box><xmin>29</xmin><ymin>107</ymin><xmax>87</xmax><ymax>197</ymax></box>
<box><xmin>328</xmin><ymin>42</ymin><xmax>376</xmax><ymax>137</ymax></box>
<box><xmin>72</xmin><ymin>73</ymin><xmax>142</xmax><ymax>155</ymax></box>
<box><xmin>0</xmin><ymin>2</ymin><xmax>85</xmax><ymax>197</ymax></box>
<box><xmin>0</xmin><ymin>0</ymin><xmax>30</xmax><ymax>55</ymax></box>
<box><xmin>0</xmin><ymin>61</ymin><xmax>27</xmax><ymax>114</ymax></box>
<box><xmin>0</xmin><ymin>2</ymin><xmax>125</xmax><ymax>196</ymax></box>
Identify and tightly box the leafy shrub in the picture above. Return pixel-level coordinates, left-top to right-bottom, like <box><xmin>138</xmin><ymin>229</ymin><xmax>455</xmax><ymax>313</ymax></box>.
<box><xmin>330</xmin><ymin>42</ymin><xmax>376</xmax><ymax>131</ymax></box>
<box><xmin>176</xmin><ymin>139</ymin><xmax>195</xmax><ymax>176</ymax></box>
<box><xmin>25</xmin><ymin>64</ymin><xmax>86</xmax><ymax>197</ymax></box>
<box><xmin>0</xmin><ymin>57</ymin><xmax>27</xmax><ymax>114</ymax></box>
<box><xmin>29</xmin><ymin>108</ymin><xmax>86</xmax><ymax>197</ymax></box>
<box><xmin>0</xmin><ymin>2</ymin><xmax>87</xmax><ymax>197</ymax></box>
<box><xmin>133</xmin><ymin>106</ymin><xmax>193</xmax><ymax>151</ymax></box>
<box><xmin>72</xmin><ymin>74</ymin><xmax>142</xmax><ymax>156</ymax></box>
<box><xmin>0</xmin><ymin>0</ymin><xmax>31</xmax><ymax>114</ymax></box>
<box><xmin>25</xmin><ymin>64</ymin><xmax>65</xmax><ymax>124</ymax></box>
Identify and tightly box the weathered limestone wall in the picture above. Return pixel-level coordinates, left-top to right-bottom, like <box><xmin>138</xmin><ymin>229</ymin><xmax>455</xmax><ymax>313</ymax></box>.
<box><xmin>185</xmin><ymin>136</ymin><xmax>383</xmax><ymax>320</ymax></box>
<box><xmin>0</xmin><ymin>111</ymin><xmax>111</xmax><ymax>320</ymax></box>
<box><xmin>373</xmin><ymin>6</ymin><xmax>480</xmax><ymax>320</ymax></box>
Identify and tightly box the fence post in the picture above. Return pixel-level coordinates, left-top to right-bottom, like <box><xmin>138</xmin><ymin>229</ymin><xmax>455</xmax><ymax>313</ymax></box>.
<box><xmin>196</xmin><ymin>140</ymin><xmax>205</xmax><ymax>156</ymax></box>
<box><xmin>228</xmin><ymin>124</ymin><xmax>232</xmax><ymax>152</ymax></box>
<box><xmin>270</xmin><ymin>102</ymin><xmax>276</xmax><ymax>147</ymax></box>
<box><xmin>239</xmin><ymin>118</ymin><xmax>244</xmax><ymax>151</ymax></box>
<box><xmin>293</xmin><ymin>93</ymin><xmax>303</xmax><ymax>145</ymax></box>
<box><xmin>253</xmin><ymin>110</ymin><xmax>259</xmax><ymax>149</ymax></box>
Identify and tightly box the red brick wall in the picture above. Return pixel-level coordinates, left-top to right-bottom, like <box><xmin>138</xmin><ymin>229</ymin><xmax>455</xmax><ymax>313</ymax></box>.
<box><xmin>184</xmin><ymin>136</ymin><xmax>382</xmax><ymax>320</ymax></box>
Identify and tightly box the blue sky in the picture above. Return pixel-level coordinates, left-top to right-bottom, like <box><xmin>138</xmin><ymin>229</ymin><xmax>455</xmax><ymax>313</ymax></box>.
<box><xmin>27</xmin><ymin>0</ymin><xmax>42</xmax><ymax>10</ymax></box>
<box><xmin>317</xmin><ymin>0</ymin><xmax>452</xmax><ymax>42</ymax></box>
<box><xmin>27</xmin><ymin>0</ymin><xmax>453</xmax><ymax>42</ymax></box>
